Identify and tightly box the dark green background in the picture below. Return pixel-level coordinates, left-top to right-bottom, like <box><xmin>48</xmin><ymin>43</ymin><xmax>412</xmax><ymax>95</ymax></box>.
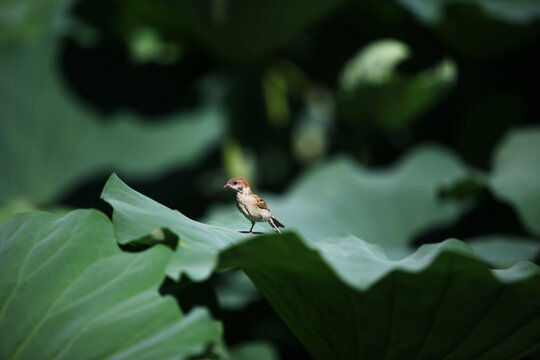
<box><xmin>1</xmin><ymin>0</ymin><xmax>540</xmax><ymax>358</ymax></box>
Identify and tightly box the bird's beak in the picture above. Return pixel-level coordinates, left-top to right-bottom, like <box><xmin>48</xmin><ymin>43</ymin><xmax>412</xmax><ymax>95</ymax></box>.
<box><xmin>223</xmin><ymin>183</ymin><xmax>231</xmax><ymax>189</ymax></box>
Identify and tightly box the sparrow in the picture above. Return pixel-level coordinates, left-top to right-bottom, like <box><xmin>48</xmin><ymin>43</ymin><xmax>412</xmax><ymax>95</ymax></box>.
<box><xmin>223</xmin><ymin>177</ymin><xmax>285</xmax><ymax>234</ymax></box>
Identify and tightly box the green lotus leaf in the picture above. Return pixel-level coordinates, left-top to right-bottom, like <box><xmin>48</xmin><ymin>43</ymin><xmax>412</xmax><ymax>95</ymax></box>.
<box><xmin>101</xmin><ymin>172</ymin><xmax>540</xmax><ymax>360</ymax></box>
<box><xmin>102</xmin><ymin>146</ymin><xmax>471</xmax><ymax>279</ymax></box>
<box><xmin>221</xmin><ymin>233</ymin><xmax>540</xmax><ymax>360</ymax></box>
<box><xmin>229</xmin><ymin>341</ymin><xmax>278</xmax><ymax>360</ymax></box>
<box><xmin>490</xmin><ymin>127</ymin><xmax>540</xmax><ymax>236</ymax></box>
<box><xmin>119</xmin><ymin>0</ymin><xmax>347</xmax><ymax>63</ymax></box>
<box><xmin>102</xmin><ymin>173</ymin><xmax>248</xmax><ymax>281</ymax></box>
<box><xmin>0</xmin><ymin>38</ymin><xmax>224</xmax><ymax>206</ymax></box>
<box><xmin>0</xmin><ymin>0</ymin><xmax>73</xmax><ymax>43</ymax></box>
<box><xmin>395</xmin><ymin>0</ymin><xmax>540</xmax><ymax>24</ymax></box>
<box><xmin>0</xmin><ymin>210</ymin><xmax>224</xmax><ymax>360</ymax></box>
<box><xmin>467</xmin><ymin>235</ymin><xmax>540</xmax><ymax>268</ymax></box>
<box><xmin>338</xmin><ymin>39</ymin><xmax>456</xmax><ymax>130</ymax></box>
<box><xmin>0</xmin><ymin>202</ymin><xmax>37</xmax><ymax>226</ymax></box>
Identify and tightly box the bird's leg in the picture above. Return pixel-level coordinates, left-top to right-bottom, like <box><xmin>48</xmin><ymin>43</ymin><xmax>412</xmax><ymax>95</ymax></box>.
<box><xmin>269</xmin><ymin>218</ymin><xmax>281</xmax><ymax>234</ymax></box>
<box><xmin>249</xmin><ymin>222</ymin><xmax>255</xmax><ymax>234</ymax></box>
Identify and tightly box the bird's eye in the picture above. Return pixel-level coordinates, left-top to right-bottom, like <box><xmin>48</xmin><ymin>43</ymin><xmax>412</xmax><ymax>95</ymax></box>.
<box><xmin>233</xmin><ymin>181</ymin><xmax>238</xmax><ymax>185</ymax></box>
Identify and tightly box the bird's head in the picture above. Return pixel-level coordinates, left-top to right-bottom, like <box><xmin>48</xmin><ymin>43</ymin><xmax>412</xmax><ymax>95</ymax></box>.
<box><xmin>224</xmin><ymin>177</ymin><xmax>250</xmax><ymax>193</ymax></box>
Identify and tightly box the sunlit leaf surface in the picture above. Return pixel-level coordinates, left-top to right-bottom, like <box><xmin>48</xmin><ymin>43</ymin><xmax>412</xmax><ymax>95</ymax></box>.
<box><xmin>0</xmin><ymin>210</ymin><xmax>224</xmax><ymax>360</ymax></box>
<box><xmin>102</xmin><ymin>172</ymin><xmax>540</xmax><ymax>360</ymax></box>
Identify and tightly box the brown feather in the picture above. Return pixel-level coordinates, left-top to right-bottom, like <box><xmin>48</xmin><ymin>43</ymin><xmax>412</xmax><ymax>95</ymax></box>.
<box><xmin>252</xmin><ymin>195</ymin><xmax>269</xmax><ymax>210</ymax></box>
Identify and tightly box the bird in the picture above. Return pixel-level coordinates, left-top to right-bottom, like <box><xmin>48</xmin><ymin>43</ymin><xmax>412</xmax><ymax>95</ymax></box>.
<box><xmin>223</xmin><ymin>177</ymin><xmax>285</xmax><ymax>234</ymax></box>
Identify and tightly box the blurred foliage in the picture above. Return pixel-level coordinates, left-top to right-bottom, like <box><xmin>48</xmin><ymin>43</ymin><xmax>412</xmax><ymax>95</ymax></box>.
<box><xmin>0</xmin><ymin>0</ymin><xmax>71</xmax><ymax>42</ymax></box>
<box><xmin>1</xmin><ymin>0</ymin><xmax>540</xmax><ymax>358</ymax></box>
<box><xmin>113</xmin><ymin>0</ymin><xmax>347</xmax><ymax>63</ymax></box>
<box><xmin>338</xmin><ymin>39</ymin><xmax>456</xmax><ymax>130</ymax></box>
<box><xmin>490</xmin><ymin>128</ymin><xmax>540</xmax><ymax>236</ymax></box>
<box><xmin>396</xmin><ymin>0</ymin><xmax>540</xmax><ymax>25</ymax></box>
<box><xmin>0</xmin><ymin>201</ymin><xmax>37</xmax><ymax>224</ymax></box>
<box><xmin>467</xmin><ymin>235</ymin><xmax>540</xmax><ymax>268</ymax></box>
<box><xmin>214</xmin><ymin>270</ymin><xmax>260</xmax><ymax>311</ymax></box>
<box><xmin>0</xmin><ymin>38</ymin><xmax>223</xmax><ymax>207</ymax></box>
<box><xmin>229</xmin><ymin>342</ymin><xmax>279</xmax><ymax>360</ymax></box>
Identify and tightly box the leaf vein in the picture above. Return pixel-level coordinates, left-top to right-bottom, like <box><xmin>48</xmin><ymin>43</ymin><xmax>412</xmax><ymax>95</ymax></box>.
<box><xmin>410</xmin><ymin>264</ymin><xmax>454</xmax><ymax>360</ymax></box>
<box><xmin>440</xmin><ymin>286</ymin><xmax>506</xmax><ymax>360</ymax></box>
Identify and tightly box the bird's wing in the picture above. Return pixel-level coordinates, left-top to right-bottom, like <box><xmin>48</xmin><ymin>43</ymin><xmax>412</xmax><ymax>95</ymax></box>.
<box><xmin>253</xmin><ymin>195</ymin><xmax>269</xmax><ymax>210</ymax></box>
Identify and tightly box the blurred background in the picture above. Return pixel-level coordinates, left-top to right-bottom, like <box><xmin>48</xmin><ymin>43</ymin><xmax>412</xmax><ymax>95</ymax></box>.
<box><xmin>1</xmin><ymin>0</ymin><xmax>540</xmax><ymax>358</ymax></box>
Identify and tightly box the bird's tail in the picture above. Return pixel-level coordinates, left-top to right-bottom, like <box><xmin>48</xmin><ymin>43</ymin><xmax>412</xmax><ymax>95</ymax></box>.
<box><xmin>271</xmin><ymin>216</ymin><xmax>285</xmax><ymax>228</ymax></box>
